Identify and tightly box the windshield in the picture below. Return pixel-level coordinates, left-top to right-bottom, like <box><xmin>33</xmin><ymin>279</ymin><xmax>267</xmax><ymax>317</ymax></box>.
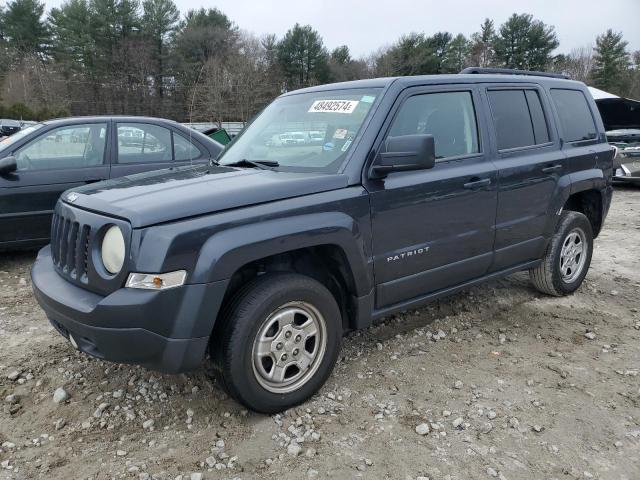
<box><xmin>0</xmin><ymin>124</ymin><xmax>44</xmax><ymax>152</ymax></box>
<box><xmin>218</xmin><ymin>88</ymin><xmax>380</xmax><ymax>172</ymax></box>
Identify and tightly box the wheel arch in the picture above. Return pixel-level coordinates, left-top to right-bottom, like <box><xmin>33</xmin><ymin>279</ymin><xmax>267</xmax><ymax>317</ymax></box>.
<box><xmin>191</xmin><ymin>212</ymin><xmax>373</xmax><ymax>332</ymax></box>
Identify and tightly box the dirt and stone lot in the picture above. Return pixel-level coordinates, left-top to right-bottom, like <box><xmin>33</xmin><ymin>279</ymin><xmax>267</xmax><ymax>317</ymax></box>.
<box><xmin>1</xmin><ymin>187</ymin><xmax>639</xmax><ymax>480</ymax></box>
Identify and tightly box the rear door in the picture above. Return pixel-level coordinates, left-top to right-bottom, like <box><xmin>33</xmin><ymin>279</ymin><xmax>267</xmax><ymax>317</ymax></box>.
<box><xmin>110</xmin><ymin>122</ymin><xmax>174</xmax><ymax>177</ymax></box>
<box><xmin>484</xmin><ymin>85</ymin><xmax>562</xmax><ymax>271</ymax></box>
<box><xmin>0</xmin><ymin>122</ymin><xmax>109</xmax><ymax>246</ymax></box>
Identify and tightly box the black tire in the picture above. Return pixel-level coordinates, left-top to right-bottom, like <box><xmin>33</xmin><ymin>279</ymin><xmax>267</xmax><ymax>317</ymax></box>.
<box><xmin>211</xmin><ymin>273</ymin><xmax>342</xmax><ymax>413</ymax></box>
<box><xmin>529</xmin><ymin>211</ymin><xmax>593</xmax><ymax>296</ymax></box>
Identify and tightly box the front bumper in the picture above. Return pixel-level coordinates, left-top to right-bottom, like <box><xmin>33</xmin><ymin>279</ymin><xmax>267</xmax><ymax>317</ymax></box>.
<box><xmin>31</xmin><ymin>246</ymin><xmax>229</xmax><ymax>373</ymax></box>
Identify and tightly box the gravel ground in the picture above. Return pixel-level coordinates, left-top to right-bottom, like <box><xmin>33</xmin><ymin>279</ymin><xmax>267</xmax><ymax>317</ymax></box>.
<box><xmin>1</xmin><ymin>187</ymin><xmax>639</xmax><ymax>480</ymax></box>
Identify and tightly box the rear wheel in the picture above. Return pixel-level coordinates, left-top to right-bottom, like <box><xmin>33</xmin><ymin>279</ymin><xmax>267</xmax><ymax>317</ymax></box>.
<box><xmin>529</xmin><ymin>211</ymin><xmax>593</xmax><ymax>296</ymax></box>
<box><xmin>212</xmin><ymin>273</ymin><xmax>342</xmax><ymax>413</ymax></box>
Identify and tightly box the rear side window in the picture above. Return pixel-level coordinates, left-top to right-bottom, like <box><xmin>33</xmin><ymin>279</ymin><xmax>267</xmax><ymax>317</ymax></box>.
<box><xmin>550</xmin><ymin>89</ymin><xmax>597</xmax><ymax>143</ymax></box>
<box><xmin>488</xmin><ymin>89</ymin><xmax>550</xmax><ymax>150</ymax></box>
<box><xmin>117</xmin><ymin>123</ymin><xmax>172</xmax><ymax>164</ymax></box>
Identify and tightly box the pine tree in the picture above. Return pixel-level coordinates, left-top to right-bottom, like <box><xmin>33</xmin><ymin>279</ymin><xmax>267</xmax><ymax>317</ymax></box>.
<box><xmin>1</xmin><ymin>0</ymin><xmax>50</xmax><ymax>57</ymax></box>
<box><xmin>276</xmin><ymin>24</ymin><xmax>329</xmax><ymax>90</ymax></box>
<box><xmin>470</xmin><ymin>19</ymin><xmax>496</xmax><ymax>67</ymax></box>
<box><xmin>494</xmin><ymin>14</ymin><xmax>558</xmax><ymax>70</ymax></box>
<box><xmin>591</xmin><ymin>29</ymin><xmax>630</xmax><ymax>94</ymax></box>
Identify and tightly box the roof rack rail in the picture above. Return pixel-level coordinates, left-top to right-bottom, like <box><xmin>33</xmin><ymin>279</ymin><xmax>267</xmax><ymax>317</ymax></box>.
<box><xmin>459</xmin><ymin>67</ymin><xmax>569</xmax><ymax>80</ymax></box>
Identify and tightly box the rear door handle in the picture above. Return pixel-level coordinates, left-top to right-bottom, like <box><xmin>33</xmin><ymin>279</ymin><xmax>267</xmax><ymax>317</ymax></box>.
<box><xmin>541</xmin><ymin>165</ymin><xmax>562</xmax><ymax>174</ymax></box>
<box><xmin>463</xmin><ymin>178</ymin><xmax>491</xmax><ymax>189</ymax></box>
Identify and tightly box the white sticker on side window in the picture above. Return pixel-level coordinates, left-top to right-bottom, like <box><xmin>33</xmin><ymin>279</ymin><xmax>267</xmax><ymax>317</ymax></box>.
<box><xmin>308</xmin><ymin>100</ymin><xmax>359</xmax><ymax>114</ymax></box>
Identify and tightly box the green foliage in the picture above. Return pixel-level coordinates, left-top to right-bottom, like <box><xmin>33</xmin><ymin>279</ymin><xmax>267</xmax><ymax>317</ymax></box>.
<box><xmin>0</xmin><ymin>4</ymin><xmax>637</xmax><ymax>120</ymax></box>
<box><xmin>174</xmin><ymin>7</ymin><xmax>237</xmax><ymax>66</ymax></box>
<box><xmin>49</xmin><ymin>0</ymin><xmax>95</xmax><ymax>74</ymax></box>
<box><xmin>276</xmin><ymin>24</ymin><xmax>329</xmax><ymax>90</ymax></box>
<box><xmin>470</xmin><ymin>19</ymin><xmax>496</xmax><ymax>67</ymax></box>
<box><xmin>0</xmin><ymin>102</ymin><xmax>67</xmax><ymax>120</ymax></box>
<box><xmin>331</xmin><ymin>45</ymin><xmax>351</xmax><ymax>65</ymax></box>
<box><xmin>592</xmin><ymin>29</ymin><xmax>630</xmax><ymax>94</ymax></box>
<box><xmin>142</xmin><ymin>0</ymin><xmax>179</xmax><ymax>45</ymax></box>
<box><xmin>494</xmin><ymin>13</ymin><xmax>558</xmax><ymax>70</ymax></box>
<box><xmin>1</xmin><ymin>0</ymin><xmax>50</xmax><ymax>56</ymax></box>
<box><xmin>443</xmin><ymin>34</ymin><xmax>470</xmax><ymax>73</ymax></box>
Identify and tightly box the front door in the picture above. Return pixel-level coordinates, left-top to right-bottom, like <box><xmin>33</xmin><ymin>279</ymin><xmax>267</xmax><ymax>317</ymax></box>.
<box><xmin>0</xmin><ymin>122</ymin><xmax>109</xmax><ymax>247</ymax></box>
<box><xmin>365</xmin><ymin>86</ymin><xmax>498</xmax><ymax>309</ymax></box>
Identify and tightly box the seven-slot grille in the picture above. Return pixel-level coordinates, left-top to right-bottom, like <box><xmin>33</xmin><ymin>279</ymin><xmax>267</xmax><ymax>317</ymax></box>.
<box><xmin>51</xmin><ymin>212</ymin><xmax>91</xmax><ymax>282</ymax></box>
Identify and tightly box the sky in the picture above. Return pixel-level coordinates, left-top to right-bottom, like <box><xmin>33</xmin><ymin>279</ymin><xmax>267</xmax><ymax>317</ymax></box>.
<box><xmin>42</xmin><ymin>0</ymin><xmax>640</xmax><ymax>58</ymax></box>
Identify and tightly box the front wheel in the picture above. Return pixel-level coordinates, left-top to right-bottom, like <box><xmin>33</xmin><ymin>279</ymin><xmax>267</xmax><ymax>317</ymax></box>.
<box><xmin>212</xmin><ymin>273</ymin><xmax>342</xmax><ymax>413</ymax></box>
<box><xmin>529</xmin><ymin>211</ymin><xmax>594</xmax><ymax>296</ymax></box>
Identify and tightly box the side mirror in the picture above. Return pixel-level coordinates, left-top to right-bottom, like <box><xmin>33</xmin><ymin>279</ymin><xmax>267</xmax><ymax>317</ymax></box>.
<box><xmin>0</xmin><ymin>156</ymin><xmax>17</xmax><ymax>175</ymax></box>
<box><xmin>371</xmin><ymin>134</ymin><xmax>436</xmax><ymax>177</ymax></box>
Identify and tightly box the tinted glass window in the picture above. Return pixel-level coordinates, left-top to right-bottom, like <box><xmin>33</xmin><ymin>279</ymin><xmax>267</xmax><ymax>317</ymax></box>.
<box><xmin>488</xmin><ymin>90</ymin><xmax>536</xmax><ymax>150</ymax></box>
<box><xmin>525</xmin><ymin>90</ymin><xmax>550</xmax><ymax>144</ymax></box>
<box><xmin>388</xmin><ymin>91</ymin><xmax>479</xmax><ymax>159</ymax></box>
<box><xmin>173</xmin><ymin>133</ymin><xmax>202</xmax><ymax>161</ymax></box>
<box><xmin>550</xmin><ymin>89</ymin><xmax>597</xmax><ymax>142</ymax></box>
<box><xmin>117</xmin><ymin>123</ymin><xmax>172</xmax><ymax>163</ymax></box>
<box><xmin>15</xmin><ymin>123</ymin><xmax>107</xmax><ymax>171</ymax></box>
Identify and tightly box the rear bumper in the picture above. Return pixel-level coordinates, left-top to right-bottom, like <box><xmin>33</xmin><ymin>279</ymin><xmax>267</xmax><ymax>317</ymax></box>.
<box><xmin>31</xmin><ymin>246</ymin><xmax>229</xmax><ymax>373</ymax></box>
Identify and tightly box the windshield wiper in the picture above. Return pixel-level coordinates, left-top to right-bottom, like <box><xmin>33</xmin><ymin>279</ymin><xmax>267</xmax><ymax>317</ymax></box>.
<box><xmin>224</xmin><ymin>159</ymin><xmax>279</xmax><ymax>170</ymax></box>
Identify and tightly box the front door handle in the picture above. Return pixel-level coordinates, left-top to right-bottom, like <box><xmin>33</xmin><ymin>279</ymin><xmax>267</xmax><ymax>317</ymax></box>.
<box><xmin>463</xmin><ymin>178</ymin><xmax>491</xmax><ymax>189</ymax></box>
<box><xmin>541</xmin><ymin>164</ymin><xmax>562</xmax><ymax>174</ymax></box>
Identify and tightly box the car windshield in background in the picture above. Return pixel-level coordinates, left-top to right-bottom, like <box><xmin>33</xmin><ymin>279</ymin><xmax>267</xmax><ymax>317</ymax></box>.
<box><xmin>218</xmin><ymin>88</ymin><xmax>380</xmax><ymax>172</ymax></box>
<box><xmin>0</xmin><ymin>124</ymin><xmax>44</xmax><ymax>152</ymax></box>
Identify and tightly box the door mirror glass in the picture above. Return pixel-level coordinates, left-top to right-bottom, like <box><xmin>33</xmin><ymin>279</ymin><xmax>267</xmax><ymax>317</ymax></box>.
<box><xmin>0</xmin><ymin>155</ymin><xmax>17</xmax><ymax>175</ymax></box>
<box><xmin>372</xmin><ymin>134</ymin><xmax>436</xmax><ymax>177</ymax></box>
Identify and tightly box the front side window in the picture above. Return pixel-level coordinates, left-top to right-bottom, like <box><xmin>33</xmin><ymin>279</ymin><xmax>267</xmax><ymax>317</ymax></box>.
<box><xmin>217</xmin><ymin>88</ymin><xmax>381</xmax><ymax>172</ymax></box>
<box><xmin>387</xmin><ymin>91</ymin><xmax>479</xmax><ymax>159</ymax></box>
<box><xmin>173</xmin><ymin>133</ymin><xmax>203</xmax><ymax>161</ymax></box>
<box><xmin>117</xmin><ymin>123</ymin><xmax>172</xmax><ymax>164</ymax></box>
<box><xmin>488</xmin><ymin>89</ymin><xmax>550</xmax><ymax>150</ymax></box>
<box><xmin>15</xmin><ymin>123</ymin><xmax>107</xmax><ymax>171</ymax></box>
<box><xmin>550</xmin><ymin>89</ymin><xmax>597</xmax><ymax>143</ymax></box>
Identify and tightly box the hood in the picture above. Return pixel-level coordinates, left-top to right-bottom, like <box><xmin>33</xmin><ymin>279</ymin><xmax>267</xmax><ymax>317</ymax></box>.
<box><xmin>594</xmin><ymin>96</ymin><xmax>640</xmax><ymax>131</ymax></box>
<box><xmin>64</xmin><ymin>165</ymin><xmax>349</xmax><ymax>227</ymax></box>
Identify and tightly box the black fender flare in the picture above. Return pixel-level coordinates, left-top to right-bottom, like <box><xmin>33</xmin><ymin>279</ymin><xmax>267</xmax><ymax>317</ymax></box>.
<box><xmin>190</xmin><ymin>212</ymin><xmax>373</xmax><ymax>297</ymax></box>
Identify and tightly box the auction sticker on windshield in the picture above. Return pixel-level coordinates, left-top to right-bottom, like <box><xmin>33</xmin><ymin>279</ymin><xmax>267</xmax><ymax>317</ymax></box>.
<box><xmin>309</xmin><ymin>100</ymin><xmax>359</xmax><ymax>114</ymax></box>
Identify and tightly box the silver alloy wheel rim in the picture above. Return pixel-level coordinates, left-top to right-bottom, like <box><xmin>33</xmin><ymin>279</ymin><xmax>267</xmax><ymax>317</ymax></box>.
<box><xmin>252</xmin><ymin>301</ymin><xmax>327</xmax><ymax>394</ymax></box>
<box><xmin>559</xmin><ymin>227</ymin><xmax>587</xmax><ymax>283</ymax></box>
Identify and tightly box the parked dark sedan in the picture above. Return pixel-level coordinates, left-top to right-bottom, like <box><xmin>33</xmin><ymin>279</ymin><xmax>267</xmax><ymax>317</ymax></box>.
<box><xmin>0</xmin><ymin>116</ymin><xmax>223</xmax><ymax>250</ymax></box>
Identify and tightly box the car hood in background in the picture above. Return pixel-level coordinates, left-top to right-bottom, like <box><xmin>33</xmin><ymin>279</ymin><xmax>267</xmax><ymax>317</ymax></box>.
<box><xmin>63</xmin><ymin>165</ymin><xmax>349</xmax><ymax>228</ymax></box>
<box><xmin>594</xmin><ymin>96</ymin><xmax>640</xmax><ymax>131</ymax></box>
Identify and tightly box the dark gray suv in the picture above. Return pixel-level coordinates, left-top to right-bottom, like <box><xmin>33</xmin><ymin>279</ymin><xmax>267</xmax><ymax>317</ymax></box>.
<box><xmin>31</xmin><ymin>69</ymin><xmax>614</xmax><ymax>412</ymax></box>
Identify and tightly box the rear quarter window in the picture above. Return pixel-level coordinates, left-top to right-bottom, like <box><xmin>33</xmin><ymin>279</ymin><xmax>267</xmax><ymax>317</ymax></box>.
<box><xmin>550</xmin><ymin>89</ymin><xmax>597</xmax><ymax>143</ymax></box>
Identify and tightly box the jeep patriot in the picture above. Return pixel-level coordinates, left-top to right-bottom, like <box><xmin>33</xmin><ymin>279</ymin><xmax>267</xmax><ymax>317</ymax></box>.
<box><xmin>31</xmin><ymin>68</ymin><xmax>614</xmax><ymax>412</ymax></box>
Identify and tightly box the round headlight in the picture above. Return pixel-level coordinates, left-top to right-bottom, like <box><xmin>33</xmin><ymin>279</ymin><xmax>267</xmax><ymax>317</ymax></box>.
<box><xmin>101</xmin><ymin>225</ymin><xmax>125</xmax><ymax>274</ymax></box>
